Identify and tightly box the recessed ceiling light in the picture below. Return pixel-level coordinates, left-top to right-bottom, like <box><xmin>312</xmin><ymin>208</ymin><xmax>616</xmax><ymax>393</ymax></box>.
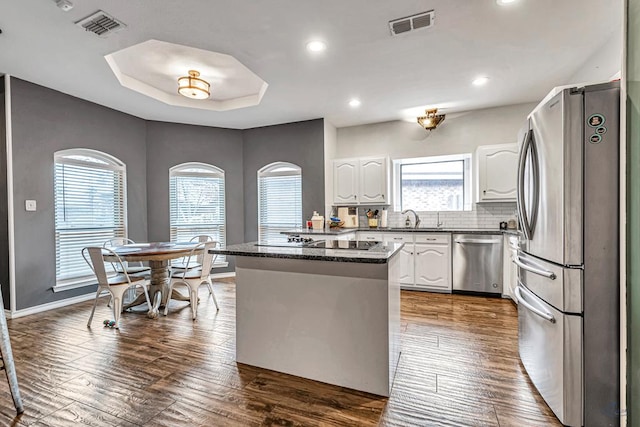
<box><xmin>349</xmin><ymin>99</ymin><xmax>361</xmax><ymax>108</ymax></box>
<box><xmin>496</xmin><ymin>0</ymin><xmax>518</xmax><ymax>5</ymax></box>
<box><xmin>472</xmin><ymin>76</ymin><xmax>490</xmax><ymax>86</ymax></box>
<box><xmin>306</xmin><ymin>41</ymin><xmax>327</xmax><ymax>52</ymax></box>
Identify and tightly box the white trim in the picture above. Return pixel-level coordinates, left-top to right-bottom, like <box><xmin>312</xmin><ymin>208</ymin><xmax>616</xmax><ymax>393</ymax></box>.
<box><xmin>4</xmin><ymin>75</ymin><xmax>16</xmax><ymax>313</ymax></box>
<box><xmin>52</xmin><ymin>280</ymin><xmax>97</xmax><ymax>293</ymax></box>
<box><xmin>5</xmin><ymin>292</ymin><xmax>98</xmax><ymax>319</ymax></box>
<box><xmin>211</xmin><ymin>271</ymin><xmax>235</xmax><ymax>279</ymax></box>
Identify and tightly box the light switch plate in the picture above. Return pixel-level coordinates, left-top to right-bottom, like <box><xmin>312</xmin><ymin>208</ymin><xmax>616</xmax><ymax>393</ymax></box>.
<box><xmin>25</xmin><ymin>200</ymin><xmax>37</xmax><ymax>211</ymax></box>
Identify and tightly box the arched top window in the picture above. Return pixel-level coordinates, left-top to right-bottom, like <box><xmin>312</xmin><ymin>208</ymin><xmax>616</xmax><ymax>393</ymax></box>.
<box><xmin>54</xmin><ymin>148</ymin><xmax>127</xmax><ymax>287</ymax></box>
<box><xmin>169</xmin><ymin>162</ymin><xmax>226</xmax><ymax>256</ymax></box>
<box><xmin>258</xmin><ymin>162</ymin><xmax>302</xmax><ymax>241</ymax></box>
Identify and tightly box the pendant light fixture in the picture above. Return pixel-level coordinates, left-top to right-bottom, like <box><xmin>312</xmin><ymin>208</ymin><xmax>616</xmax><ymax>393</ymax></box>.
<box><xmin>417</xmin><ymin>108</ymin><xmax>445</xmax><ymax>131</ymax></box>
<box><xmin>177</xmin><ymin>70</ymin><xmax>210</xmax><ymax>100</ymax></box>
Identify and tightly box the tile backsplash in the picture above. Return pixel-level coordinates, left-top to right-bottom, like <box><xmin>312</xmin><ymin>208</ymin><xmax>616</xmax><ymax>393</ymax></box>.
<box><xmin>350</xmin><ymin>202</ymin><xmax>518</xmax><ymax>229</ymax></box>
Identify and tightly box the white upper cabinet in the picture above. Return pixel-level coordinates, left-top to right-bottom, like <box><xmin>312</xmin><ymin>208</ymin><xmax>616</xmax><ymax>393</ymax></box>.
<box><xmin>359</xmin><ymin>158</ymin><xmax>388</xmax><ymax>204</ymax></box>
<box><xmin>333</xmin><ymin>160</ymin><xmax>359</xmax><ymax>204</ymax></box>
<box><xmin>476</xmin><ymin>143</ymin><xmax>519</xmax><ymax>202</ymax></box>
<box><xmin>333</xmin><ymin>157</ymin><xmax>390</xmax><ymax>205</ymax></box>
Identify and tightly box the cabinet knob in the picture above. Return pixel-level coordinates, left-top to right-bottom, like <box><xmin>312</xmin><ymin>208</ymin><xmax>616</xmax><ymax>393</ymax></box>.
<box><xmin>354</xmin><ymin>195</ymin><xmax>357</xmax><ymax>199</ymax></box>
<box><xmin>382</xmin><ymin>194</ymin><xmax>385</xmax><ymax>199</ymax></box>
<box><xmin>483</xmin><ymin>190</ymin><xmax>486</xmax><ymax>194</ymax></box>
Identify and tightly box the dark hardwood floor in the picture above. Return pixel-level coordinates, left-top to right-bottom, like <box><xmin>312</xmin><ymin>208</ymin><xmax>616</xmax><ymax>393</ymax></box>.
<box><xmin>0</xmin><ymin>279</ymin><xmax>561</xmax><ymax>426</ymax></box>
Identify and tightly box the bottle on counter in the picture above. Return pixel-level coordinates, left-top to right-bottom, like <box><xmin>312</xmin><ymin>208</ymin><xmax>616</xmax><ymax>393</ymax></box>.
<box><xmin>405</xmin><ymin>216</ymin><xmax>411</xmax><ymax>227</ymax></box>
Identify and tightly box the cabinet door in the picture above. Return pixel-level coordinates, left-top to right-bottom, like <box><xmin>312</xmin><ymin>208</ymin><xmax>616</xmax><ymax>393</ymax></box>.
<box><xmin>414</xmin><ymin>242</ymin><xmax>451</xmax><ymax>291</ymax></box>
<box><xmin>399</xmin><ymin>243</ymin><xmax>415</xmax><ymax>285</ymax></box>
<box><xmin>333</xmin><ymin>160</ymin><xmax>359</xmax><ymax>204</ymax></box>
<box><xmin>358</xmin><ymin>158</ymin><xmax>388</xmax><ymax>204</ymax></box>
<box><xmin>478</xmin><ymin>144</ymin><xmax>518</xmax><ymax>201</ymax></box>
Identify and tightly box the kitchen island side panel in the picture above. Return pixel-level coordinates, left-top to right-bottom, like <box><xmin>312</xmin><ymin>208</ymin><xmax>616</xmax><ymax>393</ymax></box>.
<box><xmin>235</xmin><ymin>256</ymin><xmax>400</xmax><ymax>397</ymax></box>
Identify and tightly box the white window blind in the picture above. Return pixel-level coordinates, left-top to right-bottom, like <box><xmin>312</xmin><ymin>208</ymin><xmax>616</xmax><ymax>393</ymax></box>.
<box><xmin>258</xmin><ymin>162</ymin><xmax>302</xmax><ymax>241</ymax></box>
<box><xmin>54</xmin><ymin>149</ymin><xmax>126</xmax><ymax>286</ymax></box>
<box><xmin>170</xmin><ymin>163</ymin><xmax>226</xmax><ymax>259</ymax></box>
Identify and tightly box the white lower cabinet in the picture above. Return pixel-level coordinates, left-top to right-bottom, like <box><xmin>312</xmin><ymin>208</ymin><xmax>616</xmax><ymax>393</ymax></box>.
<box><xmin>414</xmin><ymin>234</ymin><xmax>451</xmax><ymax>292</ymax></box>
<box><xmin>362</xmin><ymin>232</ymin><xmax>452</xmax><ymax>293</ymax></box>
<box><xmin>309</xmin><ymin>232</ymin><xmax>356</xmax><ymax>241</ymax></box>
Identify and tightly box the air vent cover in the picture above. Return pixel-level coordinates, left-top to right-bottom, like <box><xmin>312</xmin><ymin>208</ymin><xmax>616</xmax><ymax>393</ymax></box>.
<box><xmin>389</xmin><ymin>10</ymin><xmax>435</xmax><ymax>36</ymax></box>
<box><xmin>76</xmin><ymin>11</ymin><xmax>126</xmax><ymax>37</ymax></box>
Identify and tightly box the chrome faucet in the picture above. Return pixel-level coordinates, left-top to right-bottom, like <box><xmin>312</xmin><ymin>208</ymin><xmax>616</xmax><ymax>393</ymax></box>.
<box><xmin>436</xmin><ymin>212</ymin><xmax>443</xmax><ymax>228</ymax></box>
<box><xmin>401</xmin><ymin>209</ymin><xmax>421</xmax><ymax>229</ymax></box>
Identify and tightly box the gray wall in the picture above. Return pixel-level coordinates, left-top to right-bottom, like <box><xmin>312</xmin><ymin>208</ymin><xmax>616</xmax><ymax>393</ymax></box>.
<box><xmin>10</xmin><ymin>78</ymin><xmax>148</xmax><ymax>309</ymax></box>
<box><xmin>243</xmin><ymin>119</ymin><xmax>325</xmax><ymax>241</ymax></box>
<box><xmin>0</xmin><ymin>78</ymin><xmax>8</xmax><ymax>309</ymax></box>
<box><xmin>145</xmin><ymin>121</ymin><xmax>244</xmax><ymax>272</ymax></box>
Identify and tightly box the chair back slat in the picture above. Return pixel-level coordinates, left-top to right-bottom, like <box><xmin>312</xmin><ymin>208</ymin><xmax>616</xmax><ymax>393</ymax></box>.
<box><xmin>198</xmin><ymin>241</ymin><xmax>218</xmax><ymax>280</ymax></box>
<box><xmin>82</xmin><ymin>247</ymin><xmax>131</xmax><ymax>287</ymax></box>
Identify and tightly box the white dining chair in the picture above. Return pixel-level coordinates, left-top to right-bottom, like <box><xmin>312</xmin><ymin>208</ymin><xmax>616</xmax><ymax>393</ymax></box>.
<box><xmin>164</xmin><ymin>241</ymin><xmax>219</xmax><ymax>319</ymax></box>
<box><xmin>171</xmin><ymin>235</ymin><xmax>217</xmax><ymax>272</ymax></box>
<box><xmin>83</xmin><ymin>247</ymin><xmax>152</xmax><ymax>329</ymax></box>
<box><xmin>103</xmin><ymin>238</ymin><xmax>150</xmax><ymax>276</ymax></box>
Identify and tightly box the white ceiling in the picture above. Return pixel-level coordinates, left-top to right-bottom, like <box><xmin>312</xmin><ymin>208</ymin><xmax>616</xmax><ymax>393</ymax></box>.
<box><xmin>0</xmin><ymin>0</ymin><xmax>623</xmax><ymax>129</ymax></box>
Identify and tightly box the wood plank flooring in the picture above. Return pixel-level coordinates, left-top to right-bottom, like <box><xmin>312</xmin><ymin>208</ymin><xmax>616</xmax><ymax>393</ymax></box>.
<box><xmin>0</xmin><ymin>280</ymin><xmax>561</xmax><ymax>426</ymax></box>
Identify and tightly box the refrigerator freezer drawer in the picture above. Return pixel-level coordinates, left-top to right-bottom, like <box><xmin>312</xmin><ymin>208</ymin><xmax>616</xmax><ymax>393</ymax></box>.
<box><xmin>516</xmin><ymin>250</ymin><xmax>582</xmax><ymax>314</ymax></box>
<box><xmin>516</xmin><ymin>284</ymin><xmax>582</xmax><ymax>426</ymax></box>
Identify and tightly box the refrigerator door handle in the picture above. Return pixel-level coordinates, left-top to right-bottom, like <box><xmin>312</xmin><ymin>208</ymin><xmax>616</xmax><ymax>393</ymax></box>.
<box><xmin>529</xmin><ymin>130</ymin><xmax>540</xmax><ymax>236</ymax></box>
<box><xmin>517</xmin><ymin>129</ymin><xmax>533</xmax><ymax>240</ymax></box>
<box><xmin>514</xmin><ymin>255</ymin><xmax>557</xmax><ymax>280</ymax></box>
<box><xmin>515</xmin><ymin>283</ymin><xmax>556</xmax><ymax>323</ymax></box>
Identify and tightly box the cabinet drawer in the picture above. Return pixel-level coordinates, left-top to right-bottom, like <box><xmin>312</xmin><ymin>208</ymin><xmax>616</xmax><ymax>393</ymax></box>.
<box><xmin>383</xmin><ymin>233</ymin><xmax>414</xmax><ymax>243</ymax></box>
<box><xmin>414</xmin><ymin>233</ymin><xmax>450</xmax><ymax>244</ymax></box>
<box><xmin>357</xmin><ymin>232</ymin><xmax>383</xmax><ymax>241</ymax></box>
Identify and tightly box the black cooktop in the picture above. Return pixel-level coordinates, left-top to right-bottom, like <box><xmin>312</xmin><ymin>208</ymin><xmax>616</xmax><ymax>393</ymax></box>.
<box><xmin>310</xmin><ymin>240</ymin><xmax>382</xmax><ymax>250</ymax></box>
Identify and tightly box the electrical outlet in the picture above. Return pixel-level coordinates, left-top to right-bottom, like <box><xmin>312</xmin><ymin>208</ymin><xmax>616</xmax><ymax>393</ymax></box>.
<box><xmin>25</xmin><ymin>200</ymin><xmax>37</xmax><ymax>211</ymax></box>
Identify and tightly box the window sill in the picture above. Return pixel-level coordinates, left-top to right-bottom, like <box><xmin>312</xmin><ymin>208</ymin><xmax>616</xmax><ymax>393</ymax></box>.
<box><xmin>52</xmin><ymin>280</ymin><xmax>97</xmax><ymax>293</ymax></box>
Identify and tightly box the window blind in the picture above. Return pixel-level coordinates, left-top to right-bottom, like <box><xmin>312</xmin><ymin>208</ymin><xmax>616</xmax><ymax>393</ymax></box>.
<box><xmin>169</xmin><ymin>164</ymin><xmax>226</xmax><ymax>260</ymax></box>
<box><xmin>258</xmin><ymin>164</ymin><xmax>302</xmax><ymax>241</ymax></box>
<box><xmin>54</xmin><ymin>152</ymin><xmax>126</xmax><ymax>285</ymax></box>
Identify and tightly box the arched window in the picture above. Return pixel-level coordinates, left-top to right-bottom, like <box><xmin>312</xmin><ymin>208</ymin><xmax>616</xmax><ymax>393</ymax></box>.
<box><xmin>54</xmin><ymin>149</ymin><xmax>126</xmax><ymax>286</ymax></box>
<box><xmin>258</xmin><ymin>162</ymin><xmax>302</xmax><ymax>240</ymax></box>
<box><xmin>169</xmin><ymin>163</ymin><xmax>226</xmax><ymax>252</ymax></box>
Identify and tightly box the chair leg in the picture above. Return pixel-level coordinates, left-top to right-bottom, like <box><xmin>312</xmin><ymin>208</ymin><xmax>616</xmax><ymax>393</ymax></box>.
<box><xmin>140</xmin><ymin>284</ymin><xmax>152</xmax><ymax>309</ymax></box>
<box><xmin>163</xmin><ymin>281</ymin><xmax>175</xmax><ymax>316</ymax></box>
<box><xmin>190</xmin><ymin>287</ymin><xmax>198</xmax><ymax>320</ymax></box>
<box><xmin>87</xmin><ymin>290</ymin><xmax>101</xmax><ymax>328</ymax></box>
<box><xmin>112</xmin><ymin>296</ymin><xmax>122</xmax><ymax>329</ymax></box>
<box><xmin>206</xmin><ymin>280</ymin><xmax>219</xmax><ymax>311</ymax></box>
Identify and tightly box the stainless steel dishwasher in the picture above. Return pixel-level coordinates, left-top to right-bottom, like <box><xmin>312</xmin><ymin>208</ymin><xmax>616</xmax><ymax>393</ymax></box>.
<box><xmin>452</xmin><ymin>233</ymin><xmax>503</xmax><ymax>294</ymax></box>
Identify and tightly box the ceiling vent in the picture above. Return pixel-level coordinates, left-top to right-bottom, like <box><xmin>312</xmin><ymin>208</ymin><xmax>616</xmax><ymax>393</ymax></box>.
<box><xmin>76</xmin><ymin>11</ymin><xmax>126</xmax><ymax>37</ymax></box>
<box><xmin>389</xmin><ymin>10</ymin><xmax>435</xmax><ymax>36</ymax></box>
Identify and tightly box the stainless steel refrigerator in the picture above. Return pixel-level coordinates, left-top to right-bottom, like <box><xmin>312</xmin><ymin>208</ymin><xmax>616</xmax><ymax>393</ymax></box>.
<box><xmin>515</xmin><ymin>82</ymin><xmax>620</xmax><ymax>427</ymax></box>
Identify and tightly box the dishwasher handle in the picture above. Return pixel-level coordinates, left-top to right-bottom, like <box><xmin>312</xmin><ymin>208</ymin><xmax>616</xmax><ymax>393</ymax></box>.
<box><xmin>454</xmin><ymin>238</ymin><xmax>501</xmax><ymax>244</ymax></box>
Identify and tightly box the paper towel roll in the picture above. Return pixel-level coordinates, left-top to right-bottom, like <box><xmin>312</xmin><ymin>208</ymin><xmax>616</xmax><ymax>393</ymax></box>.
<box><xmin>380</xmin><ymin>210</ymin><xmax>388</xmax><ymax>228</ymax></box>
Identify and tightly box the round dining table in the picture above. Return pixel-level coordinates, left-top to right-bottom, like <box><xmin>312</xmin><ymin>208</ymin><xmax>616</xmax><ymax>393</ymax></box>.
<box><xmin>107</xmin><ymin>242</ymin><xmax>203</xmax><ymax>319</ymax></box>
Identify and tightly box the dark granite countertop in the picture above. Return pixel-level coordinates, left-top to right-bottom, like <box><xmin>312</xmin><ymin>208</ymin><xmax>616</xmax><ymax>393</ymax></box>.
<box><xmin>283</xmin><ymin>227</ymin><xmax>517</xmax><ymax>235</ymax></box>
<box><xmin>210</xmin><ymin>241</ymin><xmax>404</xmax><ymax>264</ymax></box>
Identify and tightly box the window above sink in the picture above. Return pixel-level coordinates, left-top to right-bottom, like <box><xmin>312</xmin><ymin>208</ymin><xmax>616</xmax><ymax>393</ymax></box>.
<box><xmin>393</xmin><ymin>153</ymin><xmax>472</xmax><ymax>212</ymax></box>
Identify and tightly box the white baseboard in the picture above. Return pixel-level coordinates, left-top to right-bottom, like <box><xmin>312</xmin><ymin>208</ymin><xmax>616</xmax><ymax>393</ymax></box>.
<box><xmin>211</xmin><ymin>272</ymin><xmax>235</xmax><ymax>279</ymax></box>
<box><xmin>5</xmin><ymin>292</ymin><xmax>97</xmax><ymax>319</ymax></box>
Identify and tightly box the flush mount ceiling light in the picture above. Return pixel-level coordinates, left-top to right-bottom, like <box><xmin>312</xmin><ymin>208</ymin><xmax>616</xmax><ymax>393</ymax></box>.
<box><xmin>306</xmin><ymin>40</ymin><xmax>327</xmax><ymax>52</ymax></box>
<box><xmin>349</xmin><ymin>99</ymin><xmax>361</xmax><ymax>108</ymax></box>
<box><xmin>417</xmin><ymin>108</ymin><xmax>445</xmax><ymax>131</ymax></box>
<box><xmin>496</xmin><ymin>0</ymin><xmax>518</xmax><ymax>5</ymax></box>
<box><xmin>472</xmin><ymin>76</ymin><xmax>490</xmax><ymax>86</ymax></box>
<box><xmin>177</xmin><ymin>70</ymin><xmax>210</xmax><ymax>100</ymax></box>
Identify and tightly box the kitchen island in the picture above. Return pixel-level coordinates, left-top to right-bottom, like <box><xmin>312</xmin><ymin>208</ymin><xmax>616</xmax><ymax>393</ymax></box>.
<box><xmin>211</xmin><ymin>240</ymin><xmax>403</xmax><ymax>397</ymax></box>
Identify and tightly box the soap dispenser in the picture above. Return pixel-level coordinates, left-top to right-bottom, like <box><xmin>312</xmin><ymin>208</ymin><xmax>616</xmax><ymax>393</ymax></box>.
<box><xmin>405</xmin><ymin>216</ymin><xmax>411</xmax><ymax>228</ymax></box>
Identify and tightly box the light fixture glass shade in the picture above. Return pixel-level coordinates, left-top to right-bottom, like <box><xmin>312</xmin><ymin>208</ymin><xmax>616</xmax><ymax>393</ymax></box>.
<box><xmin>178</xmin><ymin>70</ymin><xmax>210</xmax><ymax>100</ymax></box>
<box><xmin>417</xmin><ymin>108</ymin><xmax>445</xmax><ymax>130</ymax></box>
